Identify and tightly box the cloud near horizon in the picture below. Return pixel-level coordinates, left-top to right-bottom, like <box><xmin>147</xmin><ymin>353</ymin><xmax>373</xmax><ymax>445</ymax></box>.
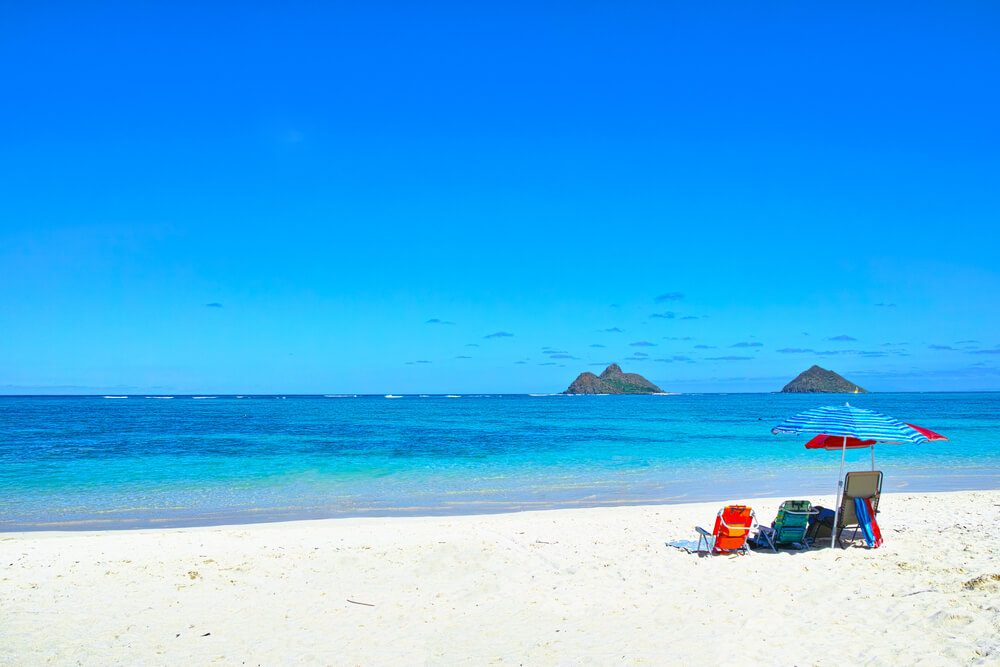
<box><xmin>600</xmin><ymin>327</ymin><xmax>624</xmax><ymax>333</ymax></box>
<box><xmin>425</xmin><ymin>318</ymin><xmax>455</xmax><ymax>325</ymax></box>
<box><xmin>706</xmin><ymin>355</ymin><xmax>753</xmax><ymax>361</ymax></box>
<box><xmin>730</xmin><ymin>341</ymin><xmax>763</xmax><ymax>348</ymax></box>
<box><xmin>484</xmin><ymin>331</ymin><xmax>514</xmax><ymax>339</ymax></box>
<box><xmin>204</xmin><ymin>302</ymin><xmax>223</xmax><ymax>308</ymax></box>
<box><xmin>630</xmin><ymin>341</ymin><xmax>657</xmax><ymax>347</ymax></box>
<box><xmin>828</xmin><ymin>335</ymin><xmax>858</xmax><ymax>342</ymax></box>
<box><xmin>651</xmin><ymin>311</ymin><xmax>676</xmax><ymax>319</ymax></box>
<box><xmin>655</xmin><ymin>292</ymin><xmax>684</xmax><ymax>302</ymax></box>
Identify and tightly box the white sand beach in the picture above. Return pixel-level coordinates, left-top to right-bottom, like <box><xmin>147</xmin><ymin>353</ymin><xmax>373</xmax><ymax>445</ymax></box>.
<box><xmin>3</xmin><ymin>490</ymin><xmax>999</xmax><ymax>665</ymax></box>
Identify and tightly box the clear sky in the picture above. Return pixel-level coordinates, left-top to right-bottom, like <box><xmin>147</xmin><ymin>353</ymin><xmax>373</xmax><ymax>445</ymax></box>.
<box><xmin>2</xmin><ymin>2</ymin><xmax>999</xmax><ymax>394</ymax></box>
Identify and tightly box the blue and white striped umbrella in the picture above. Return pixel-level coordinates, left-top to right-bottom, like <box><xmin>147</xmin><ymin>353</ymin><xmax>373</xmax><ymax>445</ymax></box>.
<box><xmin>772</xmin><ymin>404</ymin><xmax>929</xmax><ymax>444</ymax></box>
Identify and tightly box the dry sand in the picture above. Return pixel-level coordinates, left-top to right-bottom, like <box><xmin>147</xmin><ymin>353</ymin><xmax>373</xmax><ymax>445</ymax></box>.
<box><xmin>3</xmin><ymin>490</ymin><xmax>999</xmax><ymax>665</ymax></box>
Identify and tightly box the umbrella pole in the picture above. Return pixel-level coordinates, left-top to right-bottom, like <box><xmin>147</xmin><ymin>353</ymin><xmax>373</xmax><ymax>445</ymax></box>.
<box><xmin>831</xmin><ymin>435</ymin><xmax>847</xmax><ymax>549</ymax></box>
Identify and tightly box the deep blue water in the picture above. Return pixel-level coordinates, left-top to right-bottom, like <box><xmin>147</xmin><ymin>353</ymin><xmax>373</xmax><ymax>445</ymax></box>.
<box><xmin>1</xmin><ymin>393</ymin><xmax>998</xmax><ymax>530</ymax></box>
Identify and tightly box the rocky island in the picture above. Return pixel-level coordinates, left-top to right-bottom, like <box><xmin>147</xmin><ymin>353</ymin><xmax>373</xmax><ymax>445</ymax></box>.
<box><xmin>781</xmin><ymin>365</ymin><xmax>867</xmax><ymax>393</ymax></box>
<box><xmin>564</xmin><ymin>363</ymin><xmax>663</xmax><ymax>394</ymax></box>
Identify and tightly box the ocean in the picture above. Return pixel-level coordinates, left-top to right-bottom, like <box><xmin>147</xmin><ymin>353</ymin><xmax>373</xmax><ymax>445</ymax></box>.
<box><xmin>1</xmin><ymin>393</ymin><xmax>998</xmax><ymax>530</ymax></box>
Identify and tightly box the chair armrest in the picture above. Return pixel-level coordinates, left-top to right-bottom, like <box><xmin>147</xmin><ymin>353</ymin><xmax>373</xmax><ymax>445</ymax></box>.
<box><xmin>695</xmin><ymin>526</ymin><xmax>712</xmax><ymax>538</ymax></box>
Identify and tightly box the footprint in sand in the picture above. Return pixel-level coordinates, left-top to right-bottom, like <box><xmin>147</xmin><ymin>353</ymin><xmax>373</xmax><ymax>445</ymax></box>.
<box><xmin>963</xmin><ymin>573</ymin><xmax>1000</xmax><ymax>592</ymax></box>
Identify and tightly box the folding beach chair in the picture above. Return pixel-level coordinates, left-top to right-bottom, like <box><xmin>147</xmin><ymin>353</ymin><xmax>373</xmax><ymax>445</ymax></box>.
<box><xmin>754</xmin><ymin>500</ymin><xmax>817</xmax><ymax>552</ymax></box>
<box><xmin>836</xmin><ymin>471</ymin><xmax>883</xmax><ymax>548</ymax></box>
<box><xmin>696</xmin><ymin>505</ymin><xmax>756</xmax><ymax>555</ymax></box>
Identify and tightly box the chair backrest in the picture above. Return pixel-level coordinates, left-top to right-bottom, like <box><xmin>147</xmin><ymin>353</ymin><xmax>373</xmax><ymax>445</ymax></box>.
<box><xmin>839</xmin><ymin>471</ymin><xmax>883</xmax><ymax>528</ymax></box>
<box><xmin>773</xmin><ymin>500</ymin><xmax>812</xmax><ymax>543</ymax></box>
<box><xmin>713</xmin><ymin>505</ymin><xmax>754</xmax><ymax>552</ymax></box>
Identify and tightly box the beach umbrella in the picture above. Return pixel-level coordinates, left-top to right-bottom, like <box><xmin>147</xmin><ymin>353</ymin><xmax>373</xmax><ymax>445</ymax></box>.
<box><xmin>772</xmin><ymin>404</ymin><xmax>930</xmax><ymax>548</ymax></box>
<box><xmin>804</xmin><ymin>423</ymin><xmax>947</xmax><ymax>468</ymax></box>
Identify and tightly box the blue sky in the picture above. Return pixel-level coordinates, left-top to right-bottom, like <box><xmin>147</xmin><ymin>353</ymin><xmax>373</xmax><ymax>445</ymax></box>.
<box><xmin>2</xmin><ymin>2</ymin><xmax>999</xmax><ymax>394</ymax></box>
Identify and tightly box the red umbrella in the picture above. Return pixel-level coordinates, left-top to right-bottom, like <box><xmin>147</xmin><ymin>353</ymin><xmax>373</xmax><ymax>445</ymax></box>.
<box><xmin>805</xmin><ymin>423</ymin><xmax>947</xmax><ymax>468</ymax></box>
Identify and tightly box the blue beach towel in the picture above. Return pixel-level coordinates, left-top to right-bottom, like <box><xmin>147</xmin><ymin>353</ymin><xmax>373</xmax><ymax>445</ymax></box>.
<box><xmin>854</xmin><ymin>496</ymin><xmax>876</xmax><ymax>547</ymax></box>
<box><xmin>665</xmin><ymin>539</ymin><xmax>704</xmax><ymax>554</ymax></box>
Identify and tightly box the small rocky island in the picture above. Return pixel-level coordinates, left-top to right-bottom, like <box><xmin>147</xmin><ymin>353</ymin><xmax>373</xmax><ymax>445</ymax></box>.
<box><xmin>564</xmin><ymin>363</ymin><xmax>663</xmax><ymax>394</ymax></box>
<box><xmin>781</xmin><ymin>365</ymin><xmax>867</xmax><ymax>393</ymax></box>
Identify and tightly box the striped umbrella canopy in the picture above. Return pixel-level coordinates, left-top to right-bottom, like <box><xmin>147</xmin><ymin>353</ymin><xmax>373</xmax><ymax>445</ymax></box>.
<box><xmin>804</xmin><ymin>423</ymin><xmax>946</xmax><ymax>451</ymax></box>
<box><xmin>772</xmin><ymin>404</ymin><xmax>929</xmax><ymax>444</ymax></box>
<box><xmin>772</xmin><ymin>403</ymin><xmax>931</xmax><ymax>549</ymax></box>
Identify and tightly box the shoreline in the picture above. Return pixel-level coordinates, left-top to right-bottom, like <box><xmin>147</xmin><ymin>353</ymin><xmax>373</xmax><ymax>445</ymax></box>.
<box><xmin>5</xmin><ymin>489</ymin><xmax>999</xmax><ymax>663</ymax></box>
<box><xmin>0</xmin><ymin>487</ymin><xmax>993</xmax><ymax>536</ymax></box>
<box><xmin>6</xmin><ymin>474</ymin><xmax>1000</xmax><ymax>534</ymax></box>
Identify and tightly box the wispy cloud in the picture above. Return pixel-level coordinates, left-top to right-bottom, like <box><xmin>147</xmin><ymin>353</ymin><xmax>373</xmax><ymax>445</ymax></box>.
<box><xmin>655</xmin><ymin>292</ymin><xmax>684</xmax><ymax>302</ymax></box>
<box><xmin>969</xmin><ymin>347</ymin><xmax>1000</xmax><ymax>355</ymax></box>
<box><xmin>589</xmin><ymin>343</ymin><xmax>606</xmax><ymax>348</ymax></box>
<box><xmin>828</xmin><ymin>335</ymin><xmax>858</xmax><ymax>342</ymax></box>
<box><xmin>664</xmin><ymin>336</ymin><xmax>693</xmax><ymax>341</ymax></box>
<box><xmin>425</xmin><ymin>318</ymin><xmax>455</xmax><ymax>325</ymax></box>
<box><xmin>484</xmin><ymin>331</ymin><xmax>514</xmax><ymax>339</ymax></box>
<box><xmin>455</xmin><ymin>355</ymin><xmax>472</xmax><ymax>359</ymax></box>
<box><xmin>694</xmin><ymin>344</ymin><xmax>716</xmax><ymax>349</ymax></box>
<box><xmin>630</xmin><ymin>341</ymin><xmax>657</xmax><ymax>347</ymax></box>
<box><xmin>706</xmin><ymin>355</ymin><xmax>753</xmax><ymax>361</ymax></box>
<box><xmin>955</xmin><ymin>340</ymin><xmax>980</xmax><ymax>345</ymax></box>
<box><xmin>514</xmin><ymin>361</ymin><xmax>527</xmax><ymax>365</ymax></box>
<box><xmin>465</xmin><ymin>343</ymin><xmax>480</xmax><ymax>348</ymax></box>
<box><xmin>538</xmin><ymin>362</ymin><xmax>557</xmax><ymax>366</ymax></box>
<box><xmin>929</xmin><ymin>344</ymin><xmax>955</xmax><ymax>351</ymax></box>
<box><xmin>655</xmin><ymin>355</ymin><xmax>693</xmax><ymax>363</ymax></box>
<box><xmin>777</xmin><ymin>347</ymin><xmax>814</xmax><ymax>353</ymax></box>
<box><xmin>875</xmin><ymin>302</ymin><xmax>897</xmax><ymax>308</ymax></box>
<box><xmin>600</xmin><ymin>327</ymin><xmax>624</xmax><ymax>333</ymax></box>
<box><xmin>205</xmin><ymin>302</ymin><xmax>223</xmax><ymax>308</ymax></box>
<box><xmin>549</xmin><ymin>353</ymin><xmax>579</xmax><ymax>360</ymax></box>
<box><xmin>680</xmin><ymin>315</ymin><xmax>700</xmax><ymax>320</ymax></box>
<box><xmin>730</xmin><ymin>341</ymin><xmax>763</xmax><ymax>348</ymax></box>
<box><xmin>651</xmin><ymin>311</ymin><xmax>676</xmax><ymax>319</ymax></box>
<box><xmin>630</xmin><ymin>352</ymin><xmax>649</xmax><ymax>358</ymax></box>
<box><xmin>405</xmin><ymin>360</ymin><xmax>433</xmax><ymax>365</ymax></box>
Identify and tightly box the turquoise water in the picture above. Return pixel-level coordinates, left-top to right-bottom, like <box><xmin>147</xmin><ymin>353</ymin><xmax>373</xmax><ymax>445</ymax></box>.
<box><xmin>1</xmin><ymin>393</ymin><xmax>998</xmax><ymax>530</ymax></box>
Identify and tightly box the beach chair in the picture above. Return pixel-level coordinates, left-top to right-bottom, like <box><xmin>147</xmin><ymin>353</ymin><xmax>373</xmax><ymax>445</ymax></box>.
<box><xmin>696</xmin><ymin>505</ymin><xmax>756</xmax><ymax>555</ymax></box>
<box><xmin>836</xmin><ymin>471</ymin><xmax>883</xmax><ymax>548</ymax></box>
<box><xmin>755</xmin><ymin>500</ymin><xmax>817</xmax><ymax>552</ymax></box>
